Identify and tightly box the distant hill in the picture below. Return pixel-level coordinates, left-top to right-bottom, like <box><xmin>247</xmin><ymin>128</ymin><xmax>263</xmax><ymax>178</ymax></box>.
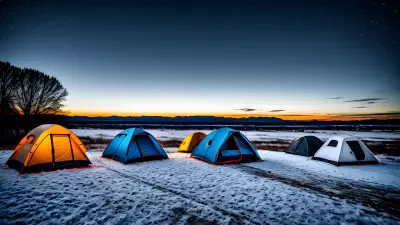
<box><xmin>65</xmin><ymin>116</ymin><xmax>400</xmax><ymax>130</ymax></box>
<box><xmin>68</xmin><ymin>116</ymin><xmax>285</xmax><ymax>124</ymax></box>
<box><xmin>67</xmin><ymin>115</ymin><xmax>399</xmax><ymax>125</ymax></box>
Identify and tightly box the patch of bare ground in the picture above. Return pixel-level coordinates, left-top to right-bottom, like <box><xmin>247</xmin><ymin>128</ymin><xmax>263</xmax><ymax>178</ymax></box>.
<box><xmin>364</xmin><ymin>140</ymin><xmax>400</xmax><ymax>156</ymax></box>
<box><xmin>251</xmin><ymin>140</ymin><xmax>290</xmax><ymax>151</ymax></box>
<box><xmin>79</xmin><ymin>136</ymin><xmax>112</xmax><ymax>145</ymax></box>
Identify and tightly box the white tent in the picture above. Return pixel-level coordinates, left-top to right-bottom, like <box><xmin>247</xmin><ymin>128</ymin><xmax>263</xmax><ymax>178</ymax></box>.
<box><xmin>312</xmin><ymin>136</ymin><xmax>380</xmax><ymax>166</ymax></box>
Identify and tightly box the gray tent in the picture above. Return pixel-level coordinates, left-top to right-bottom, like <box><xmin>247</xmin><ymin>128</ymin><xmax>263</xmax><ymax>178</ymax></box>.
<box><xmin>286</xmin><ymin>136</ymin><xmax>324</xmax><ymax>156</ymax></box>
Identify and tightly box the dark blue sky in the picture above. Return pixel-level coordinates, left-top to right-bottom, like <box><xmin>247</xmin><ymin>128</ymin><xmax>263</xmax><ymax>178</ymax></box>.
<box><xmin>1</xmin><ymin>0</ymin><xmax>399</xmax><ymax>119</ymax></box>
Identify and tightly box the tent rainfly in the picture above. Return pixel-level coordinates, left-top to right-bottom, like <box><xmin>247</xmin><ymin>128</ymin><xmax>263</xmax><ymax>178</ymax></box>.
<box><xmin>191</xmin><ymin>127</ymin><xmax>261</xmax><ymax>164</ymax></box>
<box><xmin>102</xmin><ymin>128</ymin><xmax>168</xmax><ymax>163</ymax></box>
<box><xmin>312</xmin><ymin>136</ymin><xmax>380</xmax><ymax>166</ymax></box>
<box><xmin>6</xmin><ymin>124</ymin><xmax>91</xmax><ymax>173</ymax></box>
<box><xmin>286</xmin><ymin>136</ymin><xmax>324</xmax><ymax>157</ymax></box>
<box><xmin>178</xmin><ymin>132</ymin><xmax>206</xmax><ymax>152</ymax></box>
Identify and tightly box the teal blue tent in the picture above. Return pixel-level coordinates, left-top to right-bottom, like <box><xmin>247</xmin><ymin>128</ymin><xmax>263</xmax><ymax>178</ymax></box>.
<box><xmin>102</xmin><ymin>128</ymin><xmax>168</xmax><ymax>163</ymax></box>
<box><xmin>191</xmin><ymin>127</ymin><xmax>261</xmax><ymax>164</ymax></box>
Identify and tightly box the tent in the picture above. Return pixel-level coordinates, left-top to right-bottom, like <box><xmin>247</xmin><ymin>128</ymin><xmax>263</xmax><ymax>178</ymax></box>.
<box><xmin>6</xmin><ymin>124</ymin><xmax>91</xmax><ymax>173</ymax></box>
<box><xmin>286</xmin><ymin>136</ymin><xmax>324</xmax><ymax>156</ymax></box>
<box><xmin>191</xmin><ymin>127</ymin><xmax>261</xmax><ymax>164</ymax></box>
<box><xmin>178</xmin><ymin>132</ymin><xmax>206</xmax><ymax>152</ymax></box>
<box><xmin>312</xmin><ymin>136</ymin><xmax>380</xmax><ymax>166</ymax></box>
<box><xmin>102</xmin><ymin>128</ymin><xmax>168</xmax><ymax>163</ymax></box>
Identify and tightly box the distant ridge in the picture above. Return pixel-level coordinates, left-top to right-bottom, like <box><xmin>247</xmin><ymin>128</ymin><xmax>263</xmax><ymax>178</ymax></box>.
<box><xmin>67</xmin><ymin>115</ymin><xmax>399</xmax><ymax>125</ymax></box>
<box><xmin>68</xmin><ymin>115</ymin><xmax>285</xmax><ymax>124</ymax></box>
<box><xmin>64</xmin><ymin>115</ymin><xmax>400</xmax><ymax>131</ymax></box>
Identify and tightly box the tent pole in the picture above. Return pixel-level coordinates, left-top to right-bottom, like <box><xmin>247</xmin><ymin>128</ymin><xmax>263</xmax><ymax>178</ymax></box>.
<box><xmin>68</xmin><ymin>134</ymin><xmax>74</xmax><ymax>162</ymax></box>
<box><xmin>50</xmin><ymin>134</ymin><xmax>55</xmax><ymax>168</ymax></box>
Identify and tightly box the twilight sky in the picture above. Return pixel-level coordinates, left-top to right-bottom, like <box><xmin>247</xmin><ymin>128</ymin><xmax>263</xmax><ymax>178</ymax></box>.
<box><xmin>1</xmin><ymin>0</ymin><xmax>399</xmax><ymax>120</ymax></box>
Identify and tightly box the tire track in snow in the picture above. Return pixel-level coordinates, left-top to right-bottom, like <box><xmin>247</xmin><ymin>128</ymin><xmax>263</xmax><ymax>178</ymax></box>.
<box><xmin>230</xmin><ymin>164</ymin><xmax>400</xmax><ymax>219</ymax></box>
<box><xmin>92</xmin><ymin>157</ymin><xmax>260</xmax><ymax>225</ymax></box>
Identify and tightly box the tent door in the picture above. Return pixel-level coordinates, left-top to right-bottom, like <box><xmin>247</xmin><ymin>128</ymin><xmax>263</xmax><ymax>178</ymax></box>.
<box><xmin>136</xmin><ymin>135</ymin><xmax>159</xmax><ymax>157</ymax></box>
<box><xmin>51</xmin><ymin>134</ymin><xmax>73</xmax><ymax>165</ymax></box>
<box><xmin>218</xmin><ymin>135</ymin><xmax>241</xmax><ymax>162</ymax></box>
<box><xmin>191</xmin><ymin>134</ymin><xmax>204</xmax><ymax>150</ymax></box>
<box><xmin>346</xmin><ymin>141</ymin><xmax>365</xmax><ymax>160</ymax></box>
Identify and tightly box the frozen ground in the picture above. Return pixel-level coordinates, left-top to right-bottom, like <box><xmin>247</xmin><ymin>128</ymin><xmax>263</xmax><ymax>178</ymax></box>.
<box><xmin>253</xmin><ymin>151</ymin><xmax>399</xmax><ymax>187</ymax></box>
<box><xmin>71</xmin><ymin>128</ymin><xmax>400</xmax><ymax>142</ymax></box>
<box><xmin>1</xmin><ymin>150</ymin><xmax>399</xmax><ymax>224</ymax></box>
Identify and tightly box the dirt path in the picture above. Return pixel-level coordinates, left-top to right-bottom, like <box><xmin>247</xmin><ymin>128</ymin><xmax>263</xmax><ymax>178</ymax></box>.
<box><xmin>91</xmin><ymin>156</ymin><xmax>260</xmax><ymax>225</ymax></box>
<box><xmin>230</xmin><ymin>164</ymin><xmax>400</xmax><ymax>219</ymax></box>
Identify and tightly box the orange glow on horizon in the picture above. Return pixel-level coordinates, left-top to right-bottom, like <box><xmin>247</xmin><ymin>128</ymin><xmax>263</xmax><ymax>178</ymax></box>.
<box><xmin>70</xmin><ymin>110</ymin><xmax>399</xmax><ymax>121</ymax></box>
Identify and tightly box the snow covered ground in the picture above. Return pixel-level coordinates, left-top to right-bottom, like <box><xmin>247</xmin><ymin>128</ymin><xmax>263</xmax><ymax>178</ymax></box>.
<box><xmin>1</xmin><ymin>150</ymin><xmax>399</xmax><ymax>224</ymax></box>
<box><xmin>71</xmin><ymin>128</ymin><xmax>400</xmax><ymax>142</ymax></box>
<box><xmin>253</xmin><ymin>151</ymin><xmax>399</xmax><ymax>187</ymax></box>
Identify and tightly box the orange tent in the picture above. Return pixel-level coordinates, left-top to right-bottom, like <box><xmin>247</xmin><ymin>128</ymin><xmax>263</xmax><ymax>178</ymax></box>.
<box><xmin>6</xmin><ymin>124</ymin><xmax>91</xmax><ymax>173</ymax></box>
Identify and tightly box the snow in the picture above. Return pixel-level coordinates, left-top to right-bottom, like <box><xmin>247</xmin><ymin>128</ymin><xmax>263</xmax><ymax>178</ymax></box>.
<box><xmin>252</xmin><ymin>151</ymin><xmax>400</xmax><ymax>187</ymax></box>
<box><xmin>242</xmin><ymin>130</ymin><xmax>400</xmax><ymax>142</ymax></box>
<box><xmin>71</xmin><ymin>128</ymin><xmax>400</xmax><ymax>142</ymax></box>
<box><xmin>71</xmin><ymin>129</ymin><xmax>212</xmax><ymax>141</ymax></box>
<box><xmin>1</xmin><ymin>150</ymin><xmax>399</xmax><ymax>224</ymax></box>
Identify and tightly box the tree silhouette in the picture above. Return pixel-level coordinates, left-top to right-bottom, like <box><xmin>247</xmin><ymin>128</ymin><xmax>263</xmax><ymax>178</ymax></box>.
<box><xmin>1</xmin><ymin>61</ymin><xmax>69</xmax><ymax>143</ymax></box>
<box><xmin>14</xmin><ymin>68</ymin><xmax>68</xmax><ymax>115</ymax></box>
<box><xmin>0</xmin><ymin>61</ymin><xmax>19</xmax><ymax>115</ymax></box>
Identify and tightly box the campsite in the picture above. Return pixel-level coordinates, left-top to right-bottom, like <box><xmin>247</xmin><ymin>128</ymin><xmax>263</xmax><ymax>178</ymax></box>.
<box><xmin>1</xmin><ymin>126</ymin><xmax>399</xmax><ymax>224</ymax></box>
<box><xmin>1</xmin><ymin>0</ymin><xmax>400</xmax><ymax>224</ymax></box>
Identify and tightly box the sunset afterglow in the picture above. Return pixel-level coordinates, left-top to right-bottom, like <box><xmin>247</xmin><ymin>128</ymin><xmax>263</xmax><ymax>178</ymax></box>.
<box><xmin>1</xmin><ymin>0</ymin><xmax>399</xmax><ymax>121</ymax></box>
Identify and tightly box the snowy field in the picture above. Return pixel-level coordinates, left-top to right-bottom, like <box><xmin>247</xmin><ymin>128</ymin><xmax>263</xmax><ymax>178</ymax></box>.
<box><xmin>1</xmin><ymin>150</ymin><xmax>399</xmax><ymax>224</ymax></box>
<box><xmin>71</xmin><ymin>128</ymin><xmax>400</xmax><ymax>142</ymax></box>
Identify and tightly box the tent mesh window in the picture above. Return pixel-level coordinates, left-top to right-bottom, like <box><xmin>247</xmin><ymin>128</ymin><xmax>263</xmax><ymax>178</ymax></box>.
<box><xmin>346</xmin><ymin>141</ymin><xmax>365</xmax><ymax>160</ymax></box>
<box><xmin>327</xmin><ymin>140</ymin><xmax>338</xmax><ymax>147</ymax></box>
<box><xmin>52</xmin><ymin>135</ymin><xmax>73</xmax><ymax>163</ymax></box>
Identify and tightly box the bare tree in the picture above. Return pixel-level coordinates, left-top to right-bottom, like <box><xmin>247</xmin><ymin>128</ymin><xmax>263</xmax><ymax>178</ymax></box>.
<box><xmin>14</xmin><ymin>68</ymin><xmax>68</xmax><ymax>115</ymax></box>
<box><xmin>0</xmin><ymin>61</ymin><xmax>19</xmax><ymax>115</ymax></box>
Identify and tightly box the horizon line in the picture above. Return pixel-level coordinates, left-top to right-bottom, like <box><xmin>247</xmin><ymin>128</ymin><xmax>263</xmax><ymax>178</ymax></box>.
<box><xmin>68</xmin><ymin>112</ymin><xmax>400</xmax><ymax>121</ymax></box>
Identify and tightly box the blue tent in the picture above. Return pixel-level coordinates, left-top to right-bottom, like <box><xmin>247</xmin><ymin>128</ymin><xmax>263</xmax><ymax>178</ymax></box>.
<box><xmin>191</xmin><ymin>127</ymin><xmax>261</xmax><ymax>164</ymax></box>
<box><xmin>102</xmin><ymin>128</ymin><xmax>168</xmax><ymax>163</ymax></box>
